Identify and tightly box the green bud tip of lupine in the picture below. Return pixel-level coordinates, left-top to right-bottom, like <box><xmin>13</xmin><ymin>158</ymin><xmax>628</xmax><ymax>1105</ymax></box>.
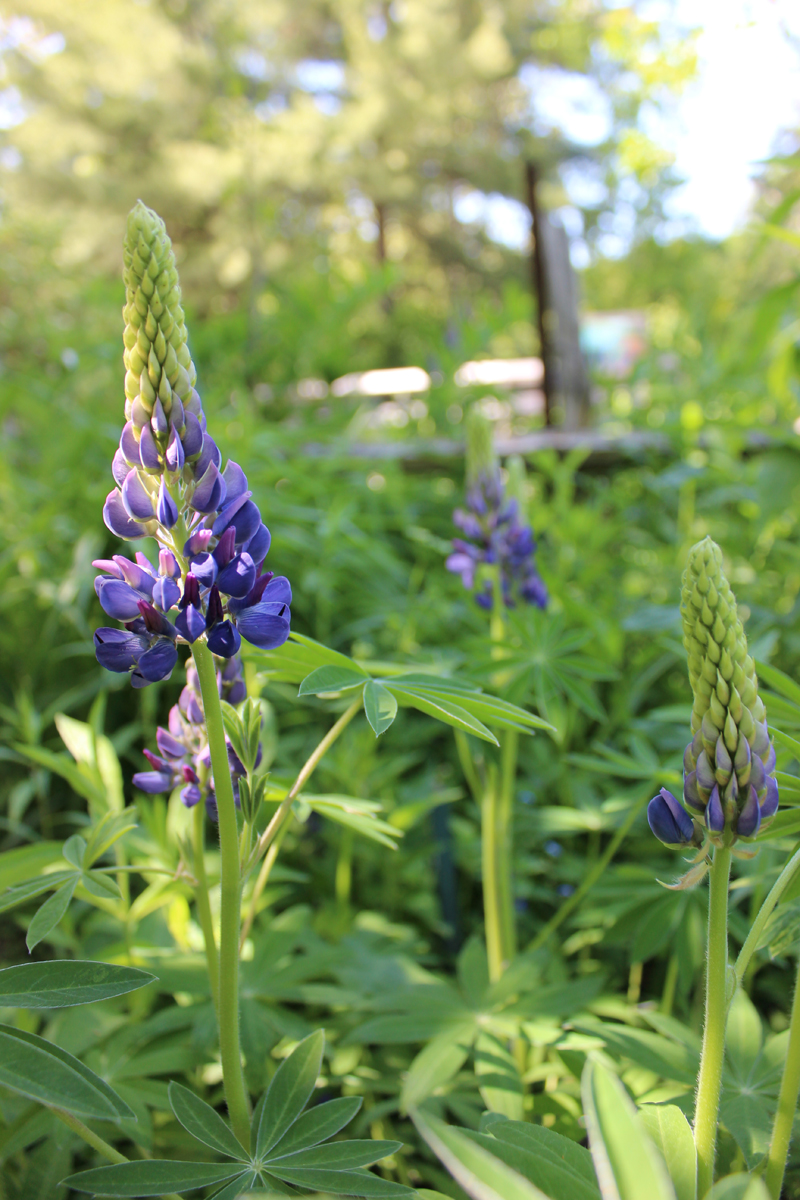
<box><xmin>121</xmin><ymin>201</ymin><xmax>197</xmax><ymax>432</ymax></box>
<box><xmin>465</xmin><ymin>405</ymin><xmax>498</xmax><ymax>487</ymax></box>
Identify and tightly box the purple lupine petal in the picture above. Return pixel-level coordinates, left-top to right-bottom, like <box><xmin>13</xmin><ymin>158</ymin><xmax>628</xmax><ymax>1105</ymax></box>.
<box><xmin>120</xmin><ymin>421</ymin><xmax>140</xmax><ymax>466</ymax></box>
<box><xmin>94</xmin><ymin>627</ymin><xmax>149</xmax><ymax>672</ymax></box>
<box><xmin>696</xmin><ymin>751</ymin><xmax>715</xmax><ymax>792</ymax></box>
<box><xmin>170</xmin><ymin>396</ymin><xmax>185</xmax><ymax>431</ymax></box>
<box><xmin>683</xmin><ymin>770</ymin><xmax>704</xmax><ymax>812</ymax></box>
<box><xmin>181</xmin><ymin>689</ymin><xmax>204</xmax><ymax>725</ymax></box>
<box><xmin>764</xmin><ymin>743</ymin><xmax>777</xmax><ymax>774</ymax></box>
<box><xmin>261</xmin><ymin>576</ymin><xmax>292</xmax><ymax>606</ymax></box>
<box><xmin>190</xmin><ymin>552</ymin><xmax>218</xmax><ymax>589</ymax></box>
<box><xmin>112</xmin><ymin>448</ymin><xmax>130</xmax><ymax>487</ymax></box>
<box><xmin>737</xmin><ymin>785</ymin><xmax>761</xmax><ymax>838</ymax></box>
<box><xmin>236</xmin><ymin>603</ymin><xmax>290</xmax><ymax>649</ymax></box>
<box><xmin>205</xmin><ymin>791</ymin><xmax>219</xmax><ymax>822</ymax></box>
<box><xmin>137</xmin><ymin>639</ymin><xmax>178</xmax><ymax>682</ymax></box>
<box><xmin>157</xmin><ymin>727</ymin><xmax>187</xmax><ymax>760</ymax></box>
<box><xmin>175</xmin><ymin>605</ymin><xmax>206</xmax><ymax>643</ymax></box>
<box><xmin>752</xmin><ymin>720</ymin><xmax>770</xmax><ymax>756</ymax></box>
<box><xmin>213</xmin><ymin>527</ymin><xmax>236</xmax><ymax>569</ymax></box>
<box><xmin>181</xmin><ymin>573</ymin><xmax>201</xmax><ymax>608</ymax></box>
<box><xmin>159</xmin><ymin>549</ymin><xmax>180</xmax><ymax>579</ymax></box>
<box><xmin>190</xmin><ymin>462</ymin><xmax>226</xmax><ymax>514</ymax></box>
<box><xmin>244</xmin><ymin>522</ymin><xmax>271</xmax><ymax>565</ymax></box>
<box><xmin>135</xmin><ymin>551</ymin><xmax>152</xmax><ymax>569</ymax></box>
<box><xmin>138</xmin><ymin>423</ymin><xmax>161</xmax><ymax>471</ymax></box>
<box><xmin>168</xmin><ymin>705</ymin><xmax>184</xmax><ymax>737</ymax></box>
<box><xmin>761</xmin><ymin>775</ymin><xmax>779</xmax><ymax>820</ymax></box>
<box><xmin>151</xmin><ymin>397</ymin><xmax>168</xmax><ymax>436</ymax></box>
<box><xmin>165</xmin><ymin>425</ymin><xmax>185</xmax><ymax>473</ymax></box>
<box><xmin>157</xmin><ymin>478</ymin><xmax>179</xmax><ymax>529</ymax></box>
<box><xmin>136</xmin><ymin>600</ymin><xmax>177</xmax><ymax>638</ymax></box>
<box><xmin>153</xmin><ymin>576</ymin><xmax>181</xmax><ymax>611</ymax></box>
<box><xmin>181</xmin><ymin>784</ymin><xmax>202</xmax><ymax>808</ymax></box>
<box><xmin>114</xmin><ymin>555</ymin><xmax>155</xmax><ymax>595</ymax></box>
<box><xmin>226</xmin><ymin>570</ymin><xmax>274</xmax><ymax>614</ymax></box>
<box><xmin>143</xmin><ymin>749</ymin><xmax>171</xmax><ymax>771</ymax></box>
<box><xmin>122</xmin><ymin>469</ymin><xmax>156</xmax><ymax>521</ymax></box>
<box><xmin>207</xmin><ymin>620</ymin><xmax>241</xmax><ymax>658</ymax></box>
<box><xmin>181</xmin><ymin>411</ymin><xmax>203</xmax><ymax>458</ymax></box>
<box><xmin>227</xmin><ymin>499</ymin><xmax>261</xmax><ymax>546</ymax></box>
<box><xmin>222</xmin><ymin>460</ymin><xmax>248</xmax><ymax>502</ymax></box>
<box><xmin>184</xmin><ymin>529</ymin><xmax>213</xmax><ymax>557</ymax></box>
<box><xmin>182</xmin><ymin>764</ymin><xmax>198</xmax><ymax>783</ymax></box>
<box><xmin>104</xmin><ymin>488</ymin><xmax>146</xmax><ymax>539</ymax></box>
<box><xmin>93</xmin><ymin>558</ymin><xmax>124</xmax><ymax>579</ymax></box>
<box><xmin>133</xmin><ymin>770</ymin><xmax>175</xmax><ymax>793</ymax></box>
<box><xmin>227</xmin><ymin>679</ymin><xmax>246</xmax><ymax>704</ymax></box>
<box><xmin>95</xmin><ymin>577</ymin><xmax>145</xmax><ymax>620</ymax></box>
<box><xmin>706</xmin><ymin>785</ymin><xmax>725</xmax><ymax>833</ymax></box>
<box><xmin>750</xmin><ymin>754</ymin><xmax>766</xmax><ymax>795</ymax></box>
<box><xmin>647</xmin><ymin>788</ymin><xmax>695</xmax><ymax>844</ymax></box>
<box><xmin>194</xmin><ymin>434</ymin><xmax>221</xmax><ymax>479</ymax></box>
<box><xmin>227</xmin><ymin>743</ymin><xmax>245</xmax><ymax>778</ymax></box>
<box><xmin>211</xmin><ymin>489</ymin><xmax>253</xmax><ymax>536</ymax></box>
<box><xmin>217</xmin><ymin>552</ymin><xmax>256</xmax><ymax>599</ymax></box>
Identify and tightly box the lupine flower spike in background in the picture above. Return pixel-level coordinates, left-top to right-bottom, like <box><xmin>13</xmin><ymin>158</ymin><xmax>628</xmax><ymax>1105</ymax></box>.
<box><xmin>446</xmin><ymin>406</ymin><xmax>548</xmax><ymax>611</ymax></box>
<box><xmin>93</xmin><ymin>201</ymin><xmax>292</xmax><ymax>689</ymax></box>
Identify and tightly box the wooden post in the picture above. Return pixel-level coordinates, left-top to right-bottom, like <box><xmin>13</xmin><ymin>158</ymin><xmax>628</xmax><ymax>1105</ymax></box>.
<box><xmin>525</xmin><ymin>162</ymin><xmax>553</xmax><ymax>427</ymax></box>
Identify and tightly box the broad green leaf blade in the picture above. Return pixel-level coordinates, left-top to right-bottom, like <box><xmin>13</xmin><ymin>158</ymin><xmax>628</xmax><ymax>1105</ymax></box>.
<box><xmin>208</xmin><ymin>1171</ymin><xmax>258</xmax><ymax>1200</ymax></box>
<box><xmin>756</xmin><ymin>661</ymin><xmax>800</xmax><ymax>708</ymax></box>
<box><xmin>299</xmin><ymin>665</ymin><xmax>369</xmax><ymax>696</ymax></box>
<box><xmin>387</xmin><ymin>687</ymin><xmax>498</xmax><ymax>745</ymax></box>
<box><xmin>639</xmin><ymin>1106</ymin><xmax>696</xmax><ymax>1200</ymax></box>
<box><xmin>475</xmin><ymin>1031</ymin><xmax>524</xmax><ymax>1121</ymax></box>
<box><xmin>0</xmin><ymin>872</ymin><xmax>75</xmax><ymax>914</ymax></box>
<box><xmin>80</xmin><ymin>868</ymin><xmax>121</xmax><ymax>899</ymax></box>
<box><xmin>63</xmin><ymin>1161</ymin><xmax>244</xmax><ymax>1195</ymax></box>
<box><xmin>0</xmin><ymin>1024</ymin><xmax>135</xmax><ymax>1121</ymax></box>
<box><xmin>264</xmin><ymin>1166</ymin><xmax>413</xmax><ymax>1196</ymax></box>
<box><xmin>390</xmin><ymin>678</ymin><xmax>553</xmax><ymax>733</ymax></box>
<box><xmin>268</xmin><ymin>1096</ymin><xmax>362</xmax><ymax>1157</ymax></box>
<box><xmin>479</xmin><ymin>1121</ymin><xmax>601</xmax><ymax>1200</ymax></box>
<box><xmin>168</xmin><ymin>1082</ymin><xmax>249</xmax><ymax>1162</ymax></box>
<box><xmin>82</xmin><ymin>807</ymin><xmax>138</xmax><ymax>867</ymax></box>
<box><xmin>702</xmin><ymin>1175</ymin><xmax>770</xmax><ymax>1200</ymax></box>
<box><xmin>581</xmin><ymin>1058</ymin><xmax>677</xmax><ymax>1200</ymax></box>
<box><xmin>255</xmin><ymin>1029</ymin><xmax>325</xmax><ymax>1158</ymax></box>
<box><xmin>62</xmin><ymin>835</ymin><xmax>86</xmax><ymax>869</ymax></box>
<box><xmin>0</xmin><ymin>842</ymin><xmax>65</xmax><ymax>890</ymax></box>
<box><xmin>0</xmin><ymin>960</ymin><xmax>155</xmax><ymax>1008</ymax></box>
<box><xmin>13</xmin><ymin>743</ymin><xmax>106</xmax><ymax>808</ymax></box>
<box><xmin>411</xmin><ymin>1108</ymin><xmax>551</xmax><ymax>1200</ymax></box>
<box><xmin>400</xmin><ymin>1024</ymin><xmax>474</xmax><ymax>1109</ymax></box>
<box><xmin>266</xmin><ymin>1140</ymin><xmax>401</xmax><ymax>1169</ymax></box>
<box><xmin>363</xmin><ymin>680</ymin><xmax>398</xmax><ymax>737</ymax></box>
<box><xmin>304</xmin><ymin>797</ymin><xmax>400</xmax><ymax>849</ymax></box>
<box><xmin>26</xmin><ymin>878</ymin><xmax>77</xmax><ymax>952</ymax></box>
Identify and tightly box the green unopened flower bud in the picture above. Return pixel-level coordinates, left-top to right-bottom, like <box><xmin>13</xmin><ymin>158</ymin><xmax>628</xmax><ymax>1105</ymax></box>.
<box><xmin>122</xmin><ymin>201</ymin><xmax>197</xmax><ymax>431</ymax></box>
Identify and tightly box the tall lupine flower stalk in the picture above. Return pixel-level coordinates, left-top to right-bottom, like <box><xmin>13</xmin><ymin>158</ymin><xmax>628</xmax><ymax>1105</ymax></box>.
<box><xmin>92</xmin><ymin>202</ymin><xmax>293</xmax><ymax>1151</ymax></box>
<box><xmin>646</xmin><ymin>537</ymin><xmax>780</xmax><ymax>1196</ymax></box>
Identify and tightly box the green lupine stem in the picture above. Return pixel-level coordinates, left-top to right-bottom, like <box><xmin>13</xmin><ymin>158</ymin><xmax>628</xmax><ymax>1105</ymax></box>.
<box><xmin>733</xmin><ymin>843</ymin><xmax>800</xmax><ymax>992</ymax></box>
<box><xmin>765</xmin><ymin>954</ymin><xmax>800</xmax><ymax>1199</ymax></box>
<box><xmin>694</xmin><ymin>844</ymin><xmax>732</xmax><ymax>1196</ymax></box>
<box><xmin>529</xmin><ymin>796</ymin><xmax>644</xmax><ymax>952</ymax></box>
<box><xmin>498</xmin><ymin>729</ymin><xmax>518</xmax><ymax>966</ymax></box>
<box><xmin>193</xmin><ymin>799</ymin><xmax>219</xmax><ymax>1016</ymax></box>
<box><xmin>52</xmin><ymin>1109</ymin><xmax>183</xmax><ymax>1200</ymax></box>
<box><xmin>482</xmin><ymin>765</ymin><xmax>504</xmax><ymax>983</ymax></box>
<box><xmin>191</xmin><ymin>640</ymin><xmax>250</xmax><ymax>1152</ymax></box>
<box><xmin>240</xmin><ymin>820</ymin><xmax>288</xmax><ymax>951</ymax></box>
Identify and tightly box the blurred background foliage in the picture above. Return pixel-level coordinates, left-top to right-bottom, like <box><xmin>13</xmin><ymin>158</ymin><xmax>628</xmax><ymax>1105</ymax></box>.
<box><xmin>3</xmin><ymin>0</ymin><xmax>800</xmax><ymax>1195</ymax></box>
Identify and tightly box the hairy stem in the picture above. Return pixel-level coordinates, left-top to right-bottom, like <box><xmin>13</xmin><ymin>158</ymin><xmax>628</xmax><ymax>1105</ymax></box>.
<box><xmin>694</xmin><ymin>843</ymin><xmax>732</xmax><ymax>1197</ymax></box>
<box><xmin>52</xmin><ymin>1109</ymin><xmax>183</xmax><ymax>1200</ymax></box>
<box><xmin>191</xmin><ymin>640</ymin><xmax>250</xmax><ymax>1151</ymax></box>
<box><xmin>193</xmin><ymin>798</ymin><xmax>219</xmax><ymax>1016</ymax></box>
<box><xmin>765</xmin><ymin>955</ymin><xmax>800</xmax><ymax>1199</ymax></box>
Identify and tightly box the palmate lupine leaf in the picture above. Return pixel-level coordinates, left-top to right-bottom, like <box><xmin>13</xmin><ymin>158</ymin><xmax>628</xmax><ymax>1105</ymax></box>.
<box><xmin>0</xmin><ymin>960</ymin><xmax>155</xmax><ymax>1008</ymax></box>
<box><xmin>0</xmin><ymin>1025</ymin><xmax>135</xmax><ymax>1121</ymax></box>
<box><xmin>411</xmin><ymin>1109</ymin><xmax>550</xmax><ymax>1200</ymax></box>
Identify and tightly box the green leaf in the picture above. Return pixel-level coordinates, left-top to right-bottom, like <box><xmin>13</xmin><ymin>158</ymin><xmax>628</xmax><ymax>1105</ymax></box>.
<box><xmin>54</xmin><ymin>713</ymin><xmax>96</xmax><ymax>769</ymax></box>
<box><xmin>702</xmin><ymin>1176</ymin><xmax>770</xmax><ymax>1200</ymax></box>
<box><xmin>411</xmin><ymin>1108</ymin><xmax>551</xmax><ymax>1200</ymax></box>
<box><xmin>725</xmin><ymin>991</ymin><xmax>763</xmax><ymax>1081</ymax></box>
<box><xmin>299</xmin><ymin>665</ymin><xmax>369</xmax><ymax>696</ymax></box>
<box><xmin>639</xmin><ymin>1106</ymin><xmax>696</xmax><ymax>1200</ymax></box>
<box><xmin>0</xmin><ymin>1023</ymin><xmax>135</xmax><ymax>1121</ymax></box>
<box><xmin>82</xmin><ymin>807</ymin><xmax>138</xmax><ymax>867</ymax></box>
<box><xmin>756</xmin><ymin>661</ymin><xmax>800</xmax><ymax>708</ymax></box>
<box><xmin>581</xmin><ymin>1058</ymin><xmax>677</xmax><ymax>1200</ymax></box>
<box><xmin>268</xmin><ymin>1096</ymin><xmax>362</xmax><ymax>1157</ymax></box>
<box><xmin>63</xmin><ymin>1161</ymin><xmax>244</xmax><ymax>1195</ymax></box>
<box><xmin>387</xmin><ymin>686</ymin><xmax>499</xmax><ymax>745</ymax></box>
<box><xmin>363</xmin><ymin>680</ymin><xmax>398</xmax><ymax>736</ymax></box>
<box><xmin>264</xmin><ymin>1166</ymin><xmax>413</xmax><ymax>1196</ymax></box>
<box><xmin>572</xmin><ymin>1021</ymin><xmax>698</xmax><ymax>1086</ymax></box>
<box><xmin>771</xmin><ymin>727</ymin><xmax>800</xmax><ymax>758</ymax></box>
<box><xmin>208</xmin><ymin>1172</ymin><xmax>258</xmax><ymax>1200</ymax></box>
<box><xmin>0</xmin><ymin>842</ymin><xmax>65</xmax><ymax>890</ymax></box>
<box><xmin>475</xmin><ymin>1031</ymin><xmax>524</xmax><ymax>1121</ymax></box>
<box><xmin>26</xmin><ymin>878</ymin><xmax>77</xmax><ymax>952</ymax></box>
<box><xmin>479</xmin><ymin>1121</ymin><xmax>600</xmax><ymax>1200</ymax></box>
<box><xmin>13</xmin><ymin>744</ymin><xmax>106</xmax><ymax>808</ymax></box>
<box><xmin>401</xmin><ymin>1024</ymin><xmax>474</xmax><ymax>1109</ymax></box>
<box><xmin>0</xmin><ymin>872</ymin><xmax>76</xmax><ymax>914</ymax></box>
<box><xmin>756</xmin><ymin>809</ymin><xmax>800</xmax><ymax>841</ymax></box>
<box><xmin>0</xmin><ymin>960</ymin><xmax>155</xmax><ymax>1008</ymax></box>
<box><xmin>168</xmin><ymin>1082</ymin><xmax>249</xmax><ymax>1161</ymax></box>
<box><xmin>255</xmin><ymin>1029</ymin><xmax>325</xmax><ymax>1159</ymax></box>
<box><xmin>62</xmin><ymin>835</ymin><xmax>86</xmax><ymax>869</ymax></box>
<box><xmin>304</xmin><ymin>796</ymin><xmax>400</xmax><ymax>848</ymax></box>
<box><xmin>80</xmin><ymin>868</ymin><xmax>122</xmax><ymax>899</ymax></box>
<box><xmin>266</xmin><ymin>1140</ymin><xmax>401</xmax><ymax>1169</ymax></box>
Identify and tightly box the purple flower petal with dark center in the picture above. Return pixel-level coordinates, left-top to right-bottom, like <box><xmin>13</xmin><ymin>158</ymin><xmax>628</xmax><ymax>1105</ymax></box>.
<box><xmin>157</xmin><ymin>479</ymin><xmax>179</xmax><ymax>528</ymax></box>
<box><xmin>207</xmin><ymin>584</ymin><xmax>224</xmax><ymax>627</ymax></box>
<box><xmin>236</xmin><ymin>603</ymin><xmax>290</xmax><ymax>649</ymax></box>
<box><xmin>143</xmin><ymin>749</ymin><xmax>171</xmax><ymax>771</ymax></box>
<box><xmin>153</xmin><ymin>576</ymin><xmax>181</xmax><ymax>611</ymax></box>
<box><xmin>194</xmin><ymin>434</ymin><xmax>221</xmax><ymax>479</ymax></box>
<box><xmin>94</xmin><ymin>627</ymin><xmax>148</xmax><ymax>672</ymax></box>
<box><xmin>137</xmin><ymin>639</ymin><xmax>178</xmax><ymax>682</ymax></box>
<box><xmin>207</xmin><ymin>620</ymin><xmax>241</xmax><ymax>657</ymax></box>
<box><xmin>737</xmin><ymin>785</ymin><xmax>761</xmax><ymax>838</ymax></box>
<box><xmin>165</xmin><ymin>425</ymin><xmax>185</xmax><ymax>473</ymax></box>
<box><xmin>211</xmin><ymin>489</ymin><xmax>253</xmax><ymax>536</ymax></box>
<box><xmin>175</xmin><ymin>605</ymin><xmax>206</xmax><ymax>643</ymax></box>
<box><xmin>114</xmin><ymin>555</ymin><xmax>155</xmax><ymax>595</ymax></box>
<box><xmin>191</xmin><ymin>462</ymin><xmax>226</xmax><ymax>514</ymax></box>
<box><xmin>93</xmin><ymin>558</ymin><xmax>123</xmax><ymax>579</ymax></box>
<box><xmin>217</xmin><ymin>552</ymin><xmax>256</xmax><ymax>599</ymax></box>
<box><xmin>190</xmin><ymin>552</ymin><xmax>218</xmax><ymax>589</ymax></box>
<box><xmin>244</xmin><ymin>522</ymin><xmax>271</xmax><ymax>565</ymax></box>
<box><xmin>181</xmin><ymin>411</ymin><xmax>203</xmax><ymax>458</ymax></box>
<box><xmin>182</xmin><ymin>765</ymin><xmax>198</xmax><ymax>784</ymax></box>
<box><xmin>184</xmin><ymin>529</ymin><xmax>213</xmax><ymax>557</ymax></box>
<box><xmin>138</xmin><ymin>423</ymin><xmax>161</xmax><ymax>471</ymax></box>
<box><xmin>104</xmin><ymin>488</ymin><xmax>145</xmax><ymax>539</ymax></box>
<box><xmin>760</xmin><ymin>775</ymin><xmax>779</xmax><ymax>820</ymax></box>
<box><xmin>122</xmin><ymin>469</ymin><xmax>156</xmax><ymax>521</ymax></box>
<box><xmin>159</xmin><ymin>549</ymin><xmax>180</xmax><ymax>579</ymax></box>
<box><xmin>181</xmin><ymin>784</ymin><xmax>202</xmax><ymax>808</ymax></box>
<box><xmin>133</xmin><ymin>770</ymin><xmax>174</xmax><ymax>793</ymax></box>
<box><xmin>706</xmin><ymin>785</ymin><xmax>725</xmax><ymax>833</ymax></box>
<box><xmin>157</xmin><ymin>727</ymin><xmax>187</xmax><ymax>760</ymax></box>
<box><xmin>213</xmin><ymin>526</ymin><xmax>236</xmax><ymax>568</ymax></box>
<box><xmin>136</xmin><ymin>600</ymin><xmax>177</xmax><ymax>638</ymax></box>
<box><xmin>95</xmin><ymin>577</ymin><xmax>145</xmax><ymax>620</ymax></box>
<box><xmin>227</xmin><ymin>571</ymin><xmax>274</xmax><ymax>614</ymax></box>
<box><xmin>181</xmin><ymin>573</ymin><xmax>201</xmax><ymax>608</ymax></box>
